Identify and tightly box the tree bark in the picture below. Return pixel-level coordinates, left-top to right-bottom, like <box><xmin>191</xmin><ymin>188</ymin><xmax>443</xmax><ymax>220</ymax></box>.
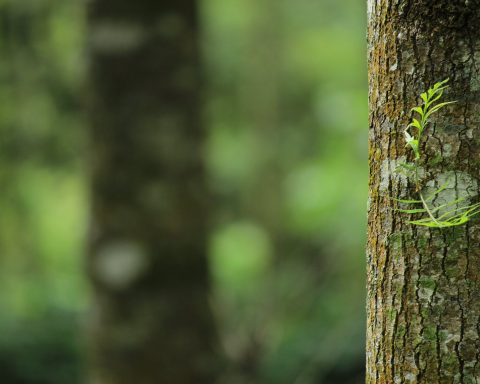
<box><xmin>367</xmin><ymin>1</ymin><xmax>480</xmax><ymax>383</ymax></box>
<box><xmin>86</xmin><ymin>1</ymin><xmax>218</xmax><ymax>383</ymax></box>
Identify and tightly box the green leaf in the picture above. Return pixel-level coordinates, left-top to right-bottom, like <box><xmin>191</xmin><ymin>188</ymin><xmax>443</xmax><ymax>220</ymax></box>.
<box><xmin>424</xmin><ymin>181</ymin><xmax>450</xmax><ymax>201</ymax></box>
<box><xmin>429</xmin><ymin>197</ymin><xmax>466</xmax><ymax>213</ymax></box>
<box><xmin>398</xmin><ymin>162</ymin><xmax>415</xmax><ymax>170</ymax></box>
<box><xmin>392</xmin><ymin>197</ymin><xmax>422</xmax><ymax>204</ymax></box>
<box><xmin>426</xmin><ymin>90</ymin><xmax>444</xmax><ymax>108</ymax></box>
<box><xmin>424</xmin><ymin>101</ymin><xmax>457</xmax><ymax>120</ymax></box>
<box><xmin>398</xmin><ymin>78</ymin><xmax>480</xmax><ymax>228</ymax></box>
<box><xmin>405</xmin><ymin>135</ymin><xmax>419</xmax><ymax>158</ymax></box>
<box><xmin>396</xmin><ymin>208</ymin><xmax>427</xmax><ymax>214</ymax></box>
<box><xmin>408</xmin><ymin>218</ymin><xmax>463</xmax><ymax>228</ymax></box>
<box><xmin>433</xmin><ymin>78</ymin><xmax>449</xmax><ymax>90</ymax></box>
<box><xmin>408</xmin><ymin>118</ymin><xmax>422</xmax><ymax>131</ymax></box>
<box><xmin>407</xmin><ymin>219</ymin><xmax>439</xmax><ymax>227</ymax></box>
<box><xmin>411</xmin><ymin>106</ymin><xmax>424</xmax><ymax>116</ymax></box>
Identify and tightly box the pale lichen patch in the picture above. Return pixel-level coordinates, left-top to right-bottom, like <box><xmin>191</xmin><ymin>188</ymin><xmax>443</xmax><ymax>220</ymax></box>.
<box><xmin>379</xmin><ymin>156</ymin><xmax>408</xmax><ymax>192</ymax></box>
<box><xmin>367</xmin><ymin>0</ymin><xmax>375</xmax><ymax>20</ymax></box>
<box><xmin>95</xmin><ymin>241</ymin><xmax>149</xmax><ymax>290</ymax></box>
<box><xmin>405</xmin><ymin>373</ymin><xmax>417</xmax><ymax>382</ymax></box>
<box><xmin>470</xmin><ymin>76</ymin><xmax>480</xmax><ymax>92</ymax></box>
<box><xmin>442</xmin><ymin>142</ymin><xmax>453</xmax><ymax>157</ymax></box>
<box><xmin>441</xmin><ymin>331</ymin><xmax>461</xmax><ymax>354</ymax></box>
<box><xmin>418</xmin><ymin>287</ymin><xmax>434</xmax><ymax>302</ymax></box>
<box><xmin>423</xmin><ymin>171</ymin><xmax>478</xmax><ymax>217</ymax></box>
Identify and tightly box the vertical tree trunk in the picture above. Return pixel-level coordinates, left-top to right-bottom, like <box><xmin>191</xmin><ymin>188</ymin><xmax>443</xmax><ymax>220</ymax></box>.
<box><xmin>86</xmin><ymin>1</ymin><xmax>218</xmax><ymax>383</ymax></box>
<box><xmin>367</xmin><ymin>1</ymin><xmax>480</xmax><ymax>383</ymax></box>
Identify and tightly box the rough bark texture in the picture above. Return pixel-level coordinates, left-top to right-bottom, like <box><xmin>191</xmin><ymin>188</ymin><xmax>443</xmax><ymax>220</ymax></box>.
<box><xmin>86</xmin><ymin>1</ymin><xmax>218</xmax><ymax>383</ymax></box>
<box><xmin>367</xmin><ymin>1</ymin><xmax>480</xmax><ymax>383</ymax></box>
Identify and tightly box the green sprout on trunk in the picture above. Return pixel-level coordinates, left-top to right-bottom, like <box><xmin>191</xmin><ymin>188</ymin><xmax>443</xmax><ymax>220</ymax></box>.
<box><xmin>395</xmin><ymin>79</ymin><xmax>480</xmax><ymax>228</ymax></box>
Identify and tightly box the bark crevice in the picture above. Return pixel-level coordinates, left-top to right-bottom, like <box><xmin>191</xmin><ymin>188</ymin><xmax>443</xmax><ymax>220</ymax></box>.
<box><xmin>367</xmin><ymin>1</ymin><xmax>480</xmax><ymax>383</ymax></box>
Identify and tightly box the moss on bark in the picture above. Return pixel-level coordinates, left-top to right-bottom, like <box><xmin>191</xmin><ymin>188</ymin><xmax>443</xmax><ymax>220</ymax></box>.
<box><xmin>367</xmin><ymin>1</ymin><xmax>480</xmax><ymax>383</ymax></box>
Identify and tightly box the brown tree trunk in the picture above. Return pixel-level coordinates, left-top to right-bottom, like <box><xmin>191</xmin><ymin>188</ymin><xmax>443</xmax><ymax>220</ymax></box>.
<box><xmin>86</xmin><ymin>1</ymin><xmax>218</xmax><ymax>383</ymax></box>
<box><xmin>367</xmin><ymin>1</ymin><xmax>480</xmax><ymax>383</ymax></box>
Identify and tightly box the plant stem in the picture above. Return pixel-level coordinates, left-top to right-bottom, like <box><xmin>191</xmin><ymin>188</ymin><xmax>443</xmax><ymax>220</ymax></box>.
<box><xmin>413</xmin><ymin>156</ymin><xmax>444</xmax><ymax>227</ymax></box>
<box><xmin>419</xmin><ymin>191</ymin><xmax>443</xmax><ymax>227</ymax></box>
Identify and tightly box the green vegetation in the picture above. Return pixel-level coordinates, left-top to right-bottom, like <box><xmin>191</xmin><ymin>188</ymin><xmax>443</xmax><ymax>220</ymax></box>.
<box><xmin>396</xmin><ymin>79</ymin><xmax>480</xmax><ymax>227</ymax></box>
<box><xmin>0</xmin><ymin>0</ymin><xmax>367</xmax><ymax>383</ymax></box>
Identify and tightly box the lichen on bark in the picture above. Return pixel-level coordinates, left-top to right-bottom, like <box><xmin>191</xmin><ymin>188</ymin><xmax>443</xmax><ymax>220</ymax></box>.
<box><xmin>367</xmin><ymin>1</ymin><xmax>480</xmax><ymax>383</ymax></box>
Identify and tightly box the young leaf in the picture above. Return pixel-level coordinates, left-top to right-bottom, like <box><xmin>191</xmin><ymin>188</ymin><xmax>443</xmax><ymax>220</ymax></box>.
<box><xmin>408</xmin><ymin>118</ymin><xmax>422</xmax><ymax>131</ymax></box>
<box><xmin>424</xmin><ymin>180</ymin><xmax>450</xmax><ymax>201</ymax></box>
<box><xmin>397</xmin><ymin>162</ymin><xmax>415</xmax><ymax>170</ymax></box>
<box><xmin>426</xmin><ymin>90</ymin><xmax>444</xmax><ymax>108</ymax></box>
<box><xmin>395</xmin><ymin>208</ymin><xmax>427</xmax><ymax>214</ymax></box>
<box><xmin>411</xmin><ymin>106</ymin><xmax>424</xmax><ymax>116</ymax></box>
<box><xmin>392</xmin><ymin>198</ymin><xmax>422</xmax><ymax>204</ymax></box>
<box><xmin>424</xmin><ymin>101</ymin><xmax>457</xmax><ymax>120</ymax></box>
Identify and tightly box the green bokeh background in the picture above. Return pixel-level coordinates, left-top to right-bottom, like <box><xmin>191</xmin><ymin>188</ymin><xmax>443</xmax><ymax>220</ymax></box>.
<box><xmin>0</xmin><ymin>0</ymin><xmax>367</xmax><ymax>383</ymax></box>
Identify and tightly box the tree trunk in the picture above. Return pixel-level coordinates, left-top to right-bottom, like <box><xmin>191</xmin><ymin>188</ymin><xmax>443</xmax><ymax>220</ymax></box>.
<box><xmin>367</xmin><ymin>1</ymin><xmax>480</xmax><ymax>383</ymax></box>
<box><xmin>86</xmin><ymin>1</ymin><xmax>218</xmax><ymax>383</ymax></box>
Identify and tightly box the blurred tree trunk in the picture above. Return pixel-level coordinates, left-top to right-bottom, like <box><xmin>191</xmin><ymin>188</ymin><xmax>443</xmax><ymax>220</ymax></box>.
<box><xmin>86</xmin><ymin>1</ymin><xmax>218</xmax><ymax>383</ymax></box>
<box><xmin>367</xmin><ymin>1</ymin><xmax>480</xmax><ymax>383</ymax></box>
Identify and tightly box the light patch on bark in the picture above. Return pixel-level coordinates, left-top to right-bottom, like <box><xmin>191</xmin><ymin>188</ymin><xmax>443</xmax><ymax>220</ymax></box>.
<box><xmin>95</xmin><ymin>241</ymin><xmax>149</xmax><ymax>290</ymax></box>
<box><xmin>440</xmin><ymin>331</ymin><xmax>461</xmax><ymax>353</ymax></box>
<box><xmin>379</xmin><ymin>156</ymin><xmax>408</xmax><ymax>192</ymax></box>
<box><xmin>433</xmin><ymin>292</ymin><xmax>444</xmax><ymax>305</ymax></box>
<box><xmin>418</xmin><ymin>286</ymin><xmax>434</xmax><ymax>302</ymax></box>
<box><xmin>442</xmin><ymin>142</ymin><xmax>454</xmax><ymax>157</ymax></box>
<box><xmin>424</xmin><ymin>171</ymin><xmax>478</xmax><ymax>215</ymax></box>
<box><xmin>405</xmin><ymin>373</ymin><xmax>417</xmax><ymax>382</ymax></box>
<box><xmin>90</xmin><ymin>22</ymin><xmax>146</xmax><ymax>53</ymax></box>
<box><xmin>367</xmin><ymin>0</ymin><xmax>375</xmax><ymax>20</ymax></box>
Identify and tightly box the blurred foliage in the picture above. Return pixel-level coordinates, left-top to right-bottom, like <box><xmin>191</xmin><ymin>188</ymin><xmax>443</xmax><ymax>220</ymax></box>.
<box><xmin>203</xmin><ymin>0</ymin><xmax>367</xmax><ymax>383</ymax></box>
<box><xmin>0</xmin><ymin>0</ymin><xmax>86</xmax><ymax>382</ymax></box>
<box><xmin>0</xmin><ymin>0</ymin><xmax>367</xmax><ymax>383</ymax></box>
<box><xmin>0</xmin><ymin>310</ymin><xmax>84</xmax><ymax>384</ymax></box>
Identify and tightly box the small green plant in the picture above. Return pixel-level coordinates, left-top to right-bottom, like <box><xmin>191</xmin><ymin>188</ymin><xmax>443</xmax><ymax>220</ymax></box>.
<box><xmin>395</xmin><ymin>79</ymin><xmax>480</xmax><ymax>228</ymax></box>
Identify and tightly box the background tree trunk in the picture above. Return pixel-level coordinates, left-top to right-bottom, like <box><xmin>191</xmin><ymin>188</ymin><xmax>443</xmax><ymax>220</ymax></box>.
<box><xmin>367</xmin><ymin>1</ymin><xmax>480</xmax><ymax>383</ymax></box>
<box><xmin>86</xmin><ymin>1</ymin><xmax>218</xmax><ymax>383</ymax></box>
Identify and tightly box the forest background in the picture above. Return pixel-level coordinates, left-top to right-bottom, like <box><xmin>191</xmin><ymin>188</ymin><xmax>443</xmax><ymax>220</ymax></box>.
<box><xmin>0</xmin><ymin>0</ymin><xmax>367</xmax><ymax>383</ymax></box>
